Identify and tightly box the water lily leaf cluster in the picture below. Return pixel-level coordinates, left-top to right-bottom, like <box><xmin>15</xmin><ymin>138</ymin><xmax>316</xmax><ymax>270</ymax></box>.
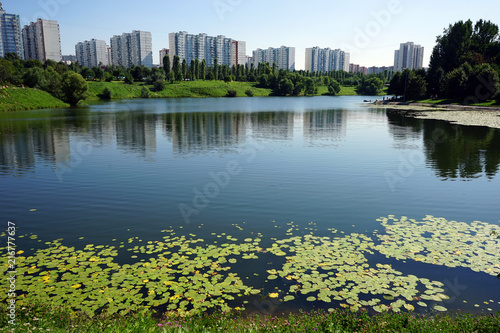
<box><xmin>266</xmin><ymin>233</ymin><xmax>447</xmax><ymax>313</ymax></box>
<box><xmin>375</xmin><ymin>215</ymin><xmax>500</xmax><ymax>277</ymax></box>
<box><xmin>1</xmin><ymin>215</ymin><xmax>498</xmax><ymax>316</ymax></box>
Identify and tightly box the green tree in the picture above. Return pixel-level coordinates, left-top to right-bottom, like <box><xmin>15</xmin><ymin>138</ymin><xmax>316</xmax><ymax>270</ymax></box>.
<box><xmin>304</xmin><ymin>77</ymin><xmax>318</xmax><ymax>95</ymax></box>
<box><xmin>181</xmin><ymin>59</ymin><xmax>188</xmax><ymax>80</ymax></box>
<box><xmin>200</xmin><ymin>59</ymin><xmax>206</xmax><ymax>80</ymax></box>
<box><xmin>172</xmin><ymin>55</ymin><xmax>182</xmax><ymax>81</ymax></box>
<box><xmin>406</xmin><ymin>72</ymin><xmax>428</xmax><ymax>100</ymax></box>
<box><xmin>327</xmin><ymin>78</ymin><xmax>341</xmax><ymax>95</ymax></box>
<box><xmin>355</xmin><ymin>76</ymin><xmax>384</xmax><ymax>95</ymax></box>
<box><xmin>277</xmin><ymin>78</ymin><xmax>294</xmax><ymax>96</ymax></box>
<box><xmin>213</xmin><ymin>58</ymin><xmax>219</xmax><ymax>81</ymax></box>
<box><xmin>0</xmin><ymin>59</ymin><xmax>16</xmax><ymax>84</ymax></box>
<box><xmin>22</xmin><ymin>67</ymin><xmax>46</xmax><ymax>88</ymax></box>
<box><xmin>60</xmin><ymin>71</ymin><xmax>88</xmax><ymax>106</ymax></box>
<box><xmin>163</xmin><ymin>54</ymin><xmax>171</xmax><ymax>81</ymax></box>
<box><xmin>99</xmin><ymin>87</ymin><xmax>112</xmax><ymax>100</ymax></box>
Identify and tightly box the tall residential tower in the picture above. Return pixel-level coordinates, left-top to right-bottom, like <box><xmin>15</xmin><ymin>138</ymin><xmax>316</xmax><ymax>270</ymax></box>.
<box><xmin>0</xmin><ymin>5</ymin><xmax>23</xmax><ymax>58</ymax></box>
<box><xmin>75</xmin><ymin>39</ymin><xmax>109</xmax><ymax>68</ymax></box>
<box><xmin>22</xmin><ymin>19</ymin><xmax>62</xmax><ymax>62</ymax></box>
<box><xmin>394</xmin><ymin>42</ymin><xmax>424</xmax><ymax>71</ymax></box>
<box><xmin>252</xmin><ymin>46</ymin><xmax>295</xmax><ymax>71</ymax></box>
<box><xmin>168</xmin><ymin>31</ymin><xmax>246</xmax><ymax>67</ymax></box>
<box><xmin>305</xmin><ymin>47</ymin><xmax>350</xmax><ymax>73</ymax></box>
<box><xmin>110</xmin><ymin>30</ymin><xmax>153</xmax><ymax>68</ymax></box>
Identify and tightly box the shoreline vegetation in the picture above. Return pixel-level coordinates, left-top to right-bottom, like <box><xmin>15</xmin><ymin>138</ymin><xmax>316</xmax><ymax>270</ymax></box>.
<box><xmin>0</xmin><ymin>81</ymin><xmax>361</xmax><ymax>112</ymax></box>
<box><xmin>1</xmin><ymin>304</ymin><xmax>499</xmax><ymax>333</ymax></box>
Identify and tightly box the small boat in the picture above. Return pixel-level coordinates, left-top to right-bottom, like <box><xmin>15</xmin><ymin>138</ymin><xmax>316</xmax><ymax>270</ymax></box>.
<box><xmin>363</xmin><ymin>100</ymin><xmax>372</xmax><ymax>103</ymax></box>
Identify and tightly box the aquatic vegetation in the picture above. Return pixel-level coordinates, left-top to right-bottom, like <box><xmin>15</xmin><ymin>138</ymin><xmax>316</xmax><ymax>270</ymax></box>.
<box><xmin>1</xmin><ymin>215</ymin><xmax>499</xmax><ymax>317</ymax></box>
<box><xmin>375</xmin><ymin>215</ymin><xmax>500</xmax><ymax>277</ymax></box>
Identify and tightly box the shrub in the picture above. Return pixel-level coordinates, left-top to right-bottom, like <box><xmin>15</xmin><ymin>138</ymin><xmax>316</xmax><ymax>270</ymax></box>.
<box><xmin>99</xmin><ymin>87</ymin><xmax>112</xmax><ymax>100</ymax></box>
<box><xmin>140</xmin><ymin>86</ymin><xmax>150</xmax><ymax>98</ymax></box>
<box><xmin>226</xmin><ymin>89</ymin><xmax>237</xmax><ymax>97</ymax></box>
<box><xmin>245</xmin><ymin>89</ymin><xmax>254</xmax><ymax>97</ymax></box>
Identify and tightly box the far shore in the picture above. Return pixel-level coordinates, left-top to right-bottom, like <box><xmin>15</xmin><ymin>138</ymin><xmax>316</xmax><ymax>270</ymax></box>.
<box><xmin>369</xmin><ymin>100</ymin><xmax>500</xmax><ymax>129</ymax></box>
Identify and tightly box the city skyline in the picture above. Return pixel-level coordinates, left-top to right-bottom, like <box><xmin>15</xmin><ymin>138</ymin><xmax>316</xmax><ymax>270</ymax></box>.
<box><xmin>3</xmin><ymin>0</ymin><xmax>500</xmax><ymax>69</ymax></box>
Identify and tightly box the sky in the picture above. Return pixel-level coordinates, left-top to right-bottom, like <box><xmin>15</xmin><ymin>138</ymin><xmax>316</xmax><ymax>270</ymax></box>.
<box><xmin>5</xmin><ymin>0</ymin><xmax>500</xmax><ymax>70</ymax></box>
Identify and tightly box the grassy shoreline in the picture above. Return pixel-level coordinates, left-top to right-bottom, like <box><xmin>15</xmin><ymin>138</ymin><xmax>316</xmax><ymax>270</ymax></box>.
<box><xmin>0</xmin><ymin>81</ymin><xmax>362</xmax><ymax>112</ymax></box>
<box><xmin>1</xmin><ymin>304</ymin><xmax>499</xmax><ymax>333</ymax></box>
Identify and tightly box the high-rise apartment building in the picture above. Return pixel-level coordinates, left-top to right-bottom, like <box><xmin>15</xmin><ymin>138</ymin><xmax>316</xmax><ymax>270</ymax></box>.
<box><xmin>22</xmin><ymin>19</ymin><xmax>62</xmax><ymax>62</ymax></box>
<box><xmin>305</xmin><ymin>47</ymin><xmax>350</xmax><ymax>73</ymax></box>
<box><xmin>394</xmin><ymin>42</ymin><xmax>424</xmax><ymax>72</ymax></box>
<box><xmin>252</xmin><ymin>46</ymin><xmax>295</xmax><ymax>71</ymax></box>
<box><xmin>110</xmin><ymin>30</ymin><xmax>153</xmax><ymax>68</ymax></box>
<box><xmin>0</xmin><ymin>6</ymin><xmax>23</xmax><ymax>59</ymax></box>
<box><xmin>75</xmin><ymin>39</ymin><xmax>109</xmax><ymax>68</ymax></box>
<box><xmin>168</xmin><ymin>31</ymin><xmax>246</xmax><ymax>67</ymax></box>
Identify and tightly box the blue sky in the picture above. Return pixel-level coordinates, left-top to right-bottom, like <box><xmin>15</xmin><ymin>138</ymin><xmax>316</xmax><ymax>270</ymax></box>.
<box><xmin>5</xmin><ymin>0</ymin><xmax>500</xmax><ymax>69</ymax></box>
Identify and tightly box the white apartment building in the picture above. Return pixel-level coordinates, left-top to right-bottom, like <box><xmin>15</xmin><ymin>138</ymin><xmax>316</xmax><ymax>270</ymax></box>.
<box><xmin>110</xmin><ymin>30</ymin><xmax>153</xmax><ymax>68</ymax></box>
<box><xmin>168</xmin><ymin>31</ymin><xmax>246</xmax><ymax>67</ymax></box>
<box><xmin>305</xmin><ymin>47</ymin><xmax>349</xmax><ymax>73</ymax></box>
<box><xmin>22</xmin><ymin>18</ymin><xmax>62</xmax><ymax>62</ymax></box>
<box><xmin>252</xmin><ymin>46</ymin><xmax>295</xmax><ymax>71</ymax></box>
<box><xmin>394</xmin><ymin>42</ymin><xmax>424</xmax><ymax>72</ymax></box>
<box><xmin>75</xmin><ymin>39</ymin><xmax>109</xmax><ymax>68</ymax></box>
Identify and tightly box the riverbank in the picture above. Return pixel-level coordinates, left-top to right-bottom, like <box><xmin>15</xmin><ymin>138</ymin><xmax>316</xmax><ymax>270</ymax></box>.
<box><xmin>371</xmin><ymin>100</ymin><xmax>500</xmax><ymax>129</ymax></box>
<box><xmin>1</xmin><ymin>304</ymin><xmax>499</xmax><ymax>333</ymax></box>
<box><xmin>0</xmin><ymin>87</ymin><xmax>69</xmax><ymax>111</ymax></box>
<box><xmin>0</xmin><ymin>81</ymin><xmax>360</xmax><ymax>112</ymax></box>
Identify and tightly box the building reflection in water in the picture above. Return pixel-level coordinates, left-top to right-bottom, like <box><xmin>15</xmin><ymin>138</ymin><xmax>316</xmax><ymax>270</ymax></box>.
<box><xmin>0</xmin><ymin>109</ymin><xmax>349</xmax><ymax>175</ymax></box>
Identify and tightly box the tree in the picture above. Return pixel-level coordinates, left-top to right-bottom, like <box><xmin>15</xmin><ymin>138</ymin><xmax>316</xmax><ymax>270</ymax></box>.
<box><xmin>277</xmin><ymin>78</ymin><xmax>294</xmax><ymax>96</ymax></box>
<box><xmin>172</xmin><ymin>55</ymin><xmax>182</xmax><ymax>81</ymax></box>
<box><xmin>60</xmin><ymin>71</ymin><xmax>88</xmax><ymax>106</ymax></box>
<box><xmin>304</xmin><ymin>77</ymin><xmax>318</xmax><ymax>95</ymax></box>
<box><xmin>163</xmin><ymin>54</ymin><xmax>171</xmax><ymax>81</ymax></box>
<box><xmin>355</xmin><ymin>76</ymin><xmax>384</xmax><ymax>95</ymax></box>
<box><xmin>22</xmin><ymin>67</ymin><xmax>46</xmax><ymax>88</ymax></box>
<box><xmin>327</xmin><ymin>78</ymin><xmax>341</xmax><ymax>95</ymax></box>
<box><xmin>0</xmin><ymin>59</ymin><xmax>15</xmax><ymax>84</ymax></box>
<box><xmin>200</xmin><ymin>59</ymin><xmax>206</xmax><ymax>80</ymax></box>
<box><xmin>181</xmin><ymin>59</ymin><xmax>188</xmax><ymax>80</ymax></box>
<box><xmin>388</xmin><ymin>71</ymin><xmax>404</xmax><ymax>96</ymax></box>
<box><xmin>99</xmin><ymin>87</ymin><xmax>112</xmax><ymax>100</ymax></box>
<box><xmin>406</xmin><ymin>72</ymin><xmax>428</xmax><ymax>100</ymax></box>
<box><xmin>213</xmin><ymin>58</ymin><xmax>219</xmax><ymax>81</ymax></box>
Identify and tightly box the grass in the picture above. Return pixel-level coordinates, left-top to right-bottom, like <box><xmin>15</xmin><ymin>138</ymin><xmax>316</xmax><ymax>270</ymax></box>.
<box><xmin>410</xmin><ymin>98</ymin><xmax>500</xmax><ymax>107</ymax></box>
<box><xmin>0</xmin><ymin>86</ymin><xmax>69</xmax><ymax>111</ymax></box>
<box><xmin>86</xmin><ymin>80</ymin><xmax>273</xmax><ymax>101</ymax></box>
<box><xmin>1</xmin><ymin>304</ymin><xmax>499</xmax><ymax>333</ymax></box>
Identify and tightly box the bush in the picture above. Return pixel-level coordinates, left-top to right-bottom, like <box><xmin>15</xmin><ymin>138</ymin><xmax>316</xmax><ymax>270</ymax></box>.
<box><xmin>153</xmin><ymin>80</ymin><xmax>166</xmax><ymax>92</ymax></box>
<box><xmin>99</xmin><ymin>87</ymin><xmax>112</xmax><ymax>100</ymax></box>
<box><xmin>226</xmin><ymin>89</ymin><xmax>237</xmax><ymax>97</ymax></box>
<box><xmin>140</xmin><ymin>86</ymin><xmax>150</xmax><ymax>98</ymax></box>
<box><xmin>245</xmin><ymin>89</ymin><xmax>254</xmax><ymax>97</ymax></box>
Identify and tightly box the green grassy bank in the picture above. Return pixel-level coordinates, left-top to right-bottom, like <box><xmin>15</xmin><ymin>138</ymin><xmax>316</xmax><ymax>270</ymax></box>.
<box><xmin>86</xmin><ymin>80</ymin><xmax>273</xmax><ymax>101</ymax></box>
<box><xmin>0</xmin><ymin>81</ymin><xmax>367</xmax><ymax>112</ymax></box>
<box><xmin>1</xmin><ymin>304</ymin><xmax>499</xmax><ymax>333</ymax></box>
<box><xmin>0</xmin><ymin>87</ymin><xmax>69</xmax><ymax>112</ymax></box>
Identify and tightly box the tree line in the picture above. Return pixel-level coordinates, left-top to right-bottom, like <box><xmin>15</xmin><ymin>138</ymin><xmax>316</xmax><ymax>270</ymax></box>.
<box><xmin>388</xmin><ymin>19</ymin><xmax>500</xmax><ymax>104</ymax></box>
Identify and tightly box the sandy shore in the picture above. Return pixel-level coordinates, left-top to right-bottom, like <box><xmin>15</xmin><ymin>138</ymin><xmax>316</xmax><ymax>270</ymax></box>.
<box><xmin>369</xmin><ymin>102</ymin><xmax>500</xmax><ymax>129</ymax></box>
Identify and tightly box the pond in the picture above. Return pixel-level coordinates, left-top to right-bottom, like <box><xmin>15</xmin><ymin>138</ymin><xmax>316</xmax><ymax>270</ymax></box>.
<box><xmin>1</xmin><ymin>95</ymin><xmax>499</xmax><ymax>316</ymax></box>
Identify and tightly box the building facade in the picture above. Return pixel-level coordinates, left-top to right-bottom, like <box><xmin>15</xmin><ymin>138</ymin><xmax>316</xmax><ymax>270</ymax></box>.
<box><xmin>252</xmin><ymin>46</ymin><xmax>295</xmax><ymax>71</ymax></box>
<box><xmin>110</xmin><ymin>30</ymin><xmax>153</xmax><ymax>68</ymax></box>
<box><xmin>305</xmin><ymin>47</ymin><xmax>350</xmax><ymax>73</ymax></box>
<box><xmin>168</xmin><ymin>31</ymin><xmax>246</xmax><ymax>67</ymax></box>
<box><xmin>394</xmin><ymin>42</ymin><xmax>424</xmax><ymax>72</ymax></box>
<box><xmin>0</xmin><ymin>7</ymin><xmax>23</xmax><ymax>59</ymax></box>
<box><xmin>75</xmin><ymin>39</ymin><xmax>109</xmax><ymax>68</ymax></box>
<box><xmin>22</xmin><ymin>19</ymin><xmax>62</xmax><ymax>62</ymax></box>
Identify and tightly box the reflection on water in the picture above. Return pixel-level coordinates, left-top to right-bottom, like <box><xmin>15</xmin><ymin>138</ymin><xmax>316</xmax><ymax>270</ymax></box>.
<box><xmin>387</xmin><ymin>112</ymin><xmax>500</xmax><ymax>180</ymax></box>
<box><xmin>0</xmin><ymin>108</ymin><xmax>348</xmax><ymax>173</ymax></box>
